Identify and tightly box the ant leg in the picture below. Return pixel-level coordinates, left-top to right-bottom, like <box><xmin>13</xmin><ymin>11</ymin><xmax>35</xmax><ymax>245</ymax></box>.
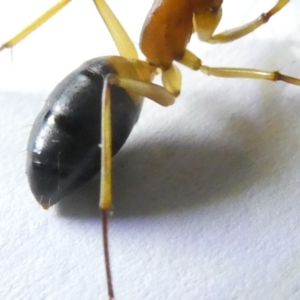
<box><xmin>199</xmin><ymin>66</ymin><xmax>300</xmax><ymax>86</ymax></box>
<box><xmin>161</xmin><ymin>64</ymin><xmax>182</xmax><ymax>96</ymax></box>
<box><xmin>99</xmin><ymin>71</ymin><xmax>175</xmax><ymax>209</ymax></box>
<box><xmin>114</xmin><ymin>75</ymin><xmax>176</xmax><ymax>106</ymax></box>
<box><xmin>207</xmin><ymin>0</ymin><xmax>289</xmax><ymax>43</ymax></box>
<box><xmin>193</xmin><ymin>2</ymin><xmax>223</xmax><ymax>42</ymax></box>
<box><xmin>93</xmin><ymin>0</ymin><xmax>138</xmax><ymax>59</ymax></box>
<box><xmin>100</xmin><ymin>76</ymin><xmax>113</xmax><ymax>210</ymax></box>
<box><xmin>93</xmin><ymin>0</ymin><xmax>179</xmax><ymax>96</ymax></box>
<box><xmin>177</xmin><ymin>49</ymin><xmax>300</xmax><ymax>86</ymax></box>
<box><xmin>177</xmin><ymin>50</ymin><xmax>202</xmax><ymax>70</ymax></box>
<box><xmin>0</xmin><ymin>0</ymin><xmax>71</xmax><ymax>51</ymax></box>
<box><xmin>99</xmin><ymin>73</ymin><xmax>175</xmax><ymax>298</ymax></box>
<box><xmin>99</xmin><ymin>76</ymin><xmax>114</xmax><ymax>300</ymax></box>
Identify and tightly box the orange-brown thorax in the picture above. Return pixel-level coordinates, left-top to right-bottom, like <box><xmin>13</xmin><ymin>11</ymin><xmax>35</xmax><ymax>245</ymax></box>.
<box><xmin>139</xmin><ymin>0</ymin><xmax>223</xmax><ymax>70</ymax></box>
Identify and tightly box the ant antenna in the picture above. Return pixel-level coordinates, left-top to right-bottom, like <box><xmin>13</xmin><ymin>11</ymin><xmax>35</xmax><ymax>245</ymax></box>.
<box><xmin>101</xmin><ymin>209</ymin><xmax>115</xmax><ymax>300</ymax></box>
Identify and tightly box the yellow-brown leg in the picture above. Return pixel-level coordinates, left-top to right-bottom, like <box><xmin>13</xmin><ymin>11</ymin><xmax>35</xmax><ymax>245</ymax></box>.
<box><xmin>199</xmin><ymin>65</ymin><xmax>300</xmax><ymax>85</ymax></box>
<box><xmin>0</xmin><ymin>0</ymin><xmax>71</xmax><ymax>51</ymax></box>
<box><xmin>112</xmin><ymin>74</ymin><xmax>175</xmax><ymax>107</ymax></box>
<box><xmin>93</xmin><ymin>0</ymin><xmax>138</xmax><ymax>59</ymax></box>
<box><xmin>178</xmin><ymin>49</ymin><xmax>300</xmax><ymax>86</ymax></box>
<box><xmin>99</xmin><ymin>70</ymin><xmax>175</xmax><ymax>209</ymax></box>
<box><xmin>99</xmin><ymin>75</ymin><xmax>114</xmax><ymax>299</ymax></box>
<box><xmin>161</xmin><ymin>64</ymin><xmax>182</xmax><ymax>97</ymax></box>
<box><xmin>208</xmin><ymin>0</ymin><xmax>289</xmax><ymax>43</ymax></box>
<box><xmin>99</xmin><ymin>72</ymin><xmax>175</xmax><ymax>299</ymax></box>
<box><xmin>100</xmin><ymin>75</ymin><xmax>113</xmax><ymax>210</ymax></box>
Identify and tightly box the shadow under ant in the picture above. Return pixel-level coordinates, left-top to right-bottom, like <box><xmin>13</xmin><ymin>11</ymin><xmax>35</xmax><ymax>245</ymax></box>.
<box><xmin>56</xmin><ymin>135</ymin><xmax>260</xmax><ymax>219</ymax></box>
<box><xmin>57</xmin><ymin>98</ymin><xmax>300</xmax><ymax>220</ymax></box>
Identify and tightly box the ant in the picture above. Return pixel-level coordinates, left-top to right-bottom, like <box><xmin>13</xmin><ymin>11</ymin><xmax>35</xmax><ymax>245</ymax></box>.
<box><xmin>1</xmin><ymin>0</ymin><xmax>299</xmax><ymax>299</ymax></box>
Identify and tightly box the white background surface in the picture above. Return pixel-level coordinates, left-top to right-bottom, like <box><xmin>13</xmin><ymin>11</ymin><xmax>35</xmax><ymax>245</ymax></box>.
<box><xmin>1</xmin><ymin>1</ymin><xmax>300</xmax><ymax>299</ymax></box>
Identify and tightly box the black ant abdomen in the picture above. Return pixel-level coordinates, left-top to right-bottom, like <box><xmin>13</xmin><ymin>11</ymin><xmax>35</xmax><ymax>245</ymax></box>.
<box><xmin>26</xmin><ymin>57</ymin><xmax>143</xmax><ymax>208</ymax></box>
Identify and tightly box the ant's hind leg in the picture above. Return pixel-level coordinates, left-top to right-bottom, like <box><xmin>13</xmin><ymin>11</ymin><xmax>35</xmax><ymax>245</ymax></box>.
<box><xmin>99</xmin><ymin>73</ymin><xmax>175</xmax><ymax>298</ymax></box>
<box><xmin>99</xmin><ymin>72</ymin><xmax>175</xmax><ymax>210</ymax></box>
<box><xmin>99</xmin><ymin>76</ymin><xmax>114</xmax><ymax>299</ymax></box>
<box><xmin>207</xmin><ymin>0</ymin><xmax>289</xmax><ymax>43</ymax></box>
<box><xmin>0</xmin><ymin>0</ymin><xmax>71</xmax><ymax>51</ymax></box>
<box><xmin>100</xmin><ymin>76</ymin><xmax>113</xmax><ymax>211</ymax></box>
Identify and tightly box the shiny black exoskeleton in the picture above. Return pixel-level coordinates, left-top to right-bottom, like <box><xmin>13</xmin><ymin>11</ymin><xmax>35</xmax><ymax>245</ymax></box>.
<box><xmin>26</xmin><ymin>58</ymin><xmax>143</xmax><ymax>208</ymax></box>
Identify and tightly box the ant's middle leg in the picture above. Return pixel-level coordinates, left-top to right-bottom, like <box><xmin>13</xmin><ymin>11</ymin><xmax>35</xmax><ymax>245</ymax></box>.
<box><xmin>199</xmin><ymin>65</ymin><xmax>300</xmax><ymax>86</ymax></box>
<box><xmin>178</xmin><ymin>49</ymin><xmax>300</xmax><ymax>86</ymax></box>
